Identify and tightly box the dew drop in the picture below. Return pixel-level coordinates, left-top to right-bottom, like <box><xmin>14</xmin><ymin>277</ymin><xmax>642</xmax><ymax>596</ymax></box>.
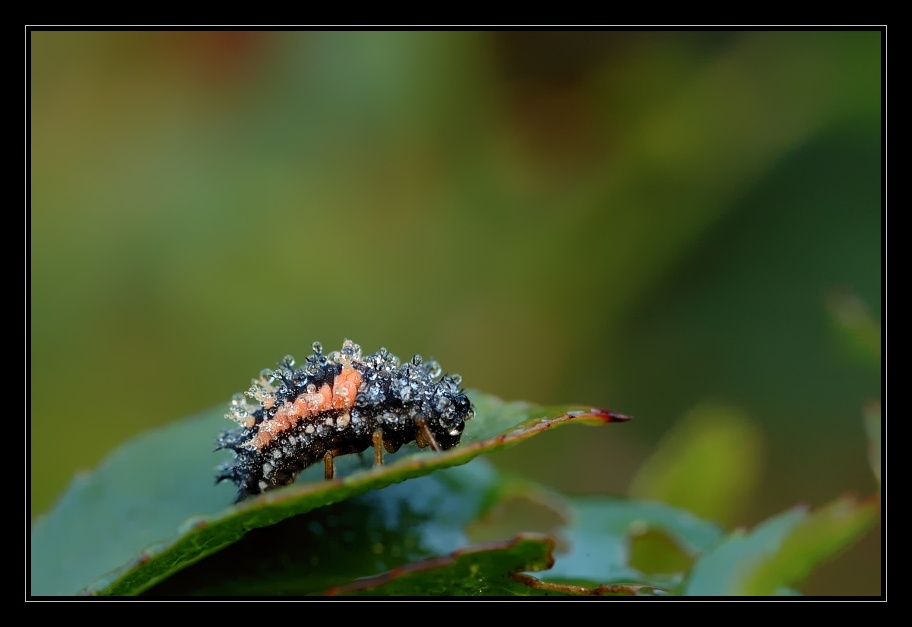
<box><xmin>312</xmin><ymin>341</ymin><xmax>323</xmax><ymax>354</ymax></box>
<box><xmin>341</xmin><ymin>339</ymin><xmax>361</xmax><ymax>363</ymax></box>
<box><xmin>426</xmin><ymin>360</ymin><xmax>442</xmax><ymax>378</ymax></box>
<box><xmin>451</xmin><ymin>373</ymin><xmax>463</xmax><ymax>385</ymax></box>
<box><xmin>282</xmin><ymin>355</ymin><xmax>296</xmax><ymax>367</ymax></box>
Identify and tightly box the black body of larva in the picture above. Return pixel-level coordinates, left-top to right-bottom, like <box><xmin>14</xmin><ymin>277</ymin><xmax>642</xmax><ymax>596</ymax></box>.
<box><xmin>215</xmin><ymin>341</ymin><xmax>474</xmax><ymax>503</ymax></box>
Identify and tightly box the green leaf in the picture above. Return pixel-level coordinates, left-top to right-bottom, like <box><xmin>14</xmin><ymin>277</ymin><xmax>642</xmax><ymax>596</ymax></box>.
<box><xmin>324</xmin><ymin>533</ymin><xmax>557</xmax><ymax>596</ymax></box>
<box><xmin>546</xmin><ymin>496</ymin><xmax>724</xmax><ymax>591</ymax></box>
<box><xmin>682</xmin><ymin>494</ymin><xmax>879</xmax><ymax>595</ymax></box>
<box><xmin>30</xmin><ymin>391</ymin><xmax>629</xmax><ymax>596</ymax></box>
<box><xmin>682</xmin><ymin>507</ymin><xmax>804</xmax><ymax>596</ymax></box>
<box><xmin>144</xmin><ymin>460</ymin><xmax>500</xmax><ymax>595</ymax></box>
<box><xmin>143</xmin><ymin>464</ymin><xmax>716</xmax><ymax>596</ymax></box>
<box><xmin>322</xmin><ymin>533</ymin><xmax>660</xmax><ymax>597</ymax></box>
<box><xmin>627</xmin><ymin>403</ymin><xmax>763</xmax><ymax>526</ymax></box>
<box><xmin>740</xmin><ymin>495</ymin><xmax>880</xmax><ymax>596</ymax></box>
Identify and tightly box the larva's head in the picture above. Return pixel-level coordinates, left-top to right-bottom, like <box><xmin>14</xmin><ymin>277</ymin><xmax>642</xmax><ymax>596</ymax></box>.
<box><xmin>426</xmin><ymin>376</ymin><xmax>474</xmax><ymax>450</ymax></box>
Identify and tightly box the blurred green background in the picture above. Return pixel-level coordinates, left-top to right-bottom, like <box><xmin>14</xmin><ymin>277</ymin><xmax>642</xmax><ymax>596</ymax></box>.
<box><xmin>30</xmin><ymin>31</ymin><xmax>881</xmax><ymax>595</ymax></box>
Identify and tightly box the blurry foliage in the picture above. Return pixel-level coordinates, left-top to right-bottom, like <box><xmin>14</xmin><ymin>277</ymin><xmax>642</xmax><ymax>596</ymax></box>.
<box><xmin>30</xmin><ymin>30</ymin><xmax>882</xmax><ymax>595</ymax></box>
<box><xmin>628</xmin><ymin>403</ymin><xmax>763</xmax><ymax>527</ymax></box>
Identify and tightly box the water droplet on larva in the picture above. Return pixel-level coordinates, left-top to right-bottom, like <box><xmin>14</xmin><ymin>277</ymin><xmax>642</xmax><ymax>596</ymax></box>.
<box><xmin>411</xmin><ymin>354</ymin><xmax>423</xmax><ymax>366</ymax></box>
<box><xmin>426</xmin><ymin>360</ymin><xmax>442</xmax><ymax>378</ymax></box>
<box><xmin>451</xmin><ymin>373</ymin><xmax>462</xmax><ymax>385</ymax></box>
<box><xmin>312</xmin><ymin>341</ymin><xmax>323</xmax><ymax>354</ymax></box>
<box><xmin>282</xmin><ymin>355</ymin><xmax>295</xmax><ymax>367</ymax></box>
<box><xmin>341</xmin><ymin>340</ymin><xmax>362</xmax><ymax>363</ymax></box>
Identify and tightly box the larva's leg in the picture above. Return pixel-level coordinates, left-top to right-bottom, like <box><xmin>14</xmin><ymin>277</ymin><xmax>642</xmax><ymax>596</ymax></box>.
<box><xmin>324</xmin><ymin>451</ymin><xmax>335</xmax><ymax>480</ymax></box>
<box><xmin>372</xmin><ymin>427</ymin><xmax>385</xmax><ymax>466</ymax></box>
<box><xmin>415</xmin><ymin>419</ymin><xmax>441</xmax><ymax>452</ymax></box>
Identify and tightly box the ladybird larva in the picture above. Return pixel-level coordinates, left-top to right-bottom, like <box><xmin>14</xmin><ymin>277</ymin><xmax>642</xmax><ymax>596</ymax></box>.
<box><xmin>215</xmin><ymin>339</ymin><xmax>474</xmax><ymax>502</ymax></box>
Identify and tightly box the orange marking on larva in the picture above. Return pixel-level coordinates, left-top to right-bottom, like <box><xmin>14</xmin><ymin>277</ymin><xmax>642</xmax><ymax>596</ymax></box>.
<box><xmin>274</xmin><ymin>411</ymin><xmax>294</xmax><ymax>432</ymax></box>
<box><xmin>251</xmin><ymin>430</ymin><xmax>274</xmax><ymax>449</ymax></box>
<box><xmin>332</xmin><ymin>364</ymin><xmax>362</xmax><ymax>410</ymax></box>
<box><xmin>248</xmin><ymin>369</ymin><xmax>360</xmax><ymax>450</ymax></box>
<box><xmin>292</xmin><ymin>384</ymin><xmax>331</xmax><ymax>416</ymax></box>
<box><xmin>317</xmin><ymin>383</ymin><xmax>334</xmax><ymax>411</ymax></box>
<box><xmin>269</xmin><ymin>404</ymin><xmax>291</xmax><ymax>427</ymax></box>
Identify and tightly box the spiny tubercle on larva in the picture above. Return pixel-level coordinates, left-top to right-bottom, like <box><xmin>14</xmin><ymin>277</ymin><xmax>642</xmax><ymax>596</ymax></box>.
<box><xmin>215</xmin><ymin>339</ymin><xmax>474</xmax><ymax>502</ymax></box>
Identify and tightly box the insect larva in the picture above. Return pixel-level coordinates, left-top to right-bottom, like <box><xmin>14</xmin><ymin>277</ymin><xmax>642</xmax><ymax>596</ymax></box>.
<box><xmin>215</xmin><ymin>339</ymin><xmax>474</xmax><ymax>502</ymax></box>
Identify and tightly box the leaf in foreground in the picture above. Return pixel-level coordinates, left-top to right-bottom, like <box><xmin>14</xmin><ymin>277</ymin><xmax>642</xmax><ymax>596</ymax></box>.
<box><xmin>144</xmin><ymin>464</ymin><xmax>716</xmax><ymax>596</ymax></box>
<box><xmin>322</xmin><ymin>534</ymin><xmax>656</xmax><ymax>597</ymax></box>
<box><xmin>30</xmin><ymin>391</ymin><xmax>629</xmax><ymax>596</ymax></box>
